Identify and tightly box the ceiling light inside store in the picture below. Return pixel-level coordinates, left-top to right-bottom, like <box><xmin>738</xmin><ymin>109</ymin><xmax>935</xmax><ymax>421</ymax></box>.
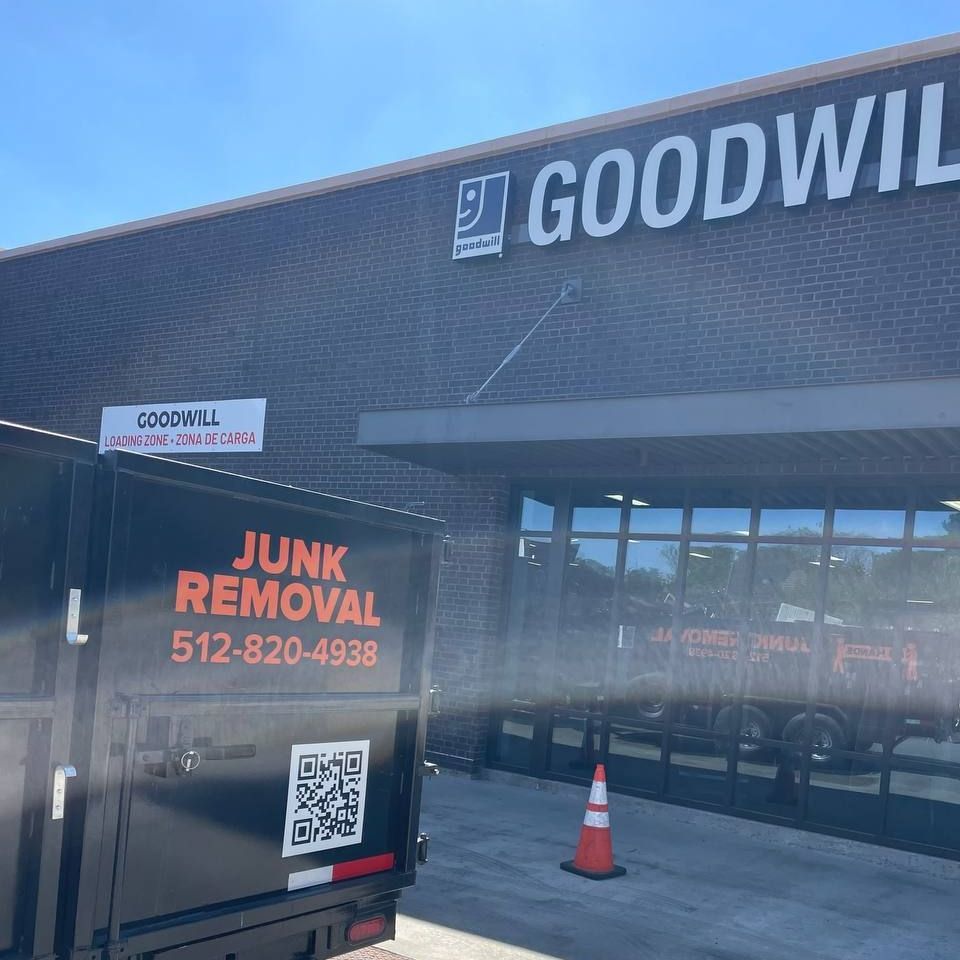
<box><xmin>907</xmin><ymin>598</ymin><xmax>934</xmax><ymax>604</ymax></box>
<box><xmin>604</xmin><ymin>494</ymin><xmax>649</xmax><ymax>506</ymax></box>
<box><xmin>941</xmin><ymin>501</ymin><xmax>960</xmax><ymax>511</ymax></box>
<box><xmin>689</xmin><ymin>551</ymin><xmax>712</xmax><ymax>560</ymax></box>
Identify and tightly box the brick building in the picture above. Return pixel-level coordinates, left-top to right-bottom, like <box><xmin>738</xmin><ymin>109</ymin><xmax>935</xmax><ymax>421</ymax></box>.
<box><xmin>5</xmin><ymin>34</ymin><xmax>960</xmax><ymax>857</ymax></box>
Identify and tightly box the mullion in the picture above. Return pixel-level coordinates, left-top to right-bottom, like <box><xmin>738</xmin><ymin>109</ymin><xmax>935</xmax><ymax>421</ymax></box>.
<box><xmin>724</xmin><ymin>483</ymin><xmax>761</xmax><ymax>807</ymax></box>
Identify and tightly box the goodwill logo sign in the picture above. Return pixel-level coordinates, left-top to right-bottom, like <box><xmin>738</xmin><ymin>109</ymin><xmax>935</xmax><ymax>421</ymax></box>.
<box><xmin>99</xmin><ymin>398</ymin><xmax>266</xmax><ymax>454</ymax></box>
<box><xmin>452</xmin><ymin>171</ymin><xmax>509</xmax><ymax>260</ymax></box>
<box><xmin>451</xmin><ymin>80</ymin><xmax>960</xmax><ymax>261</ymax></box>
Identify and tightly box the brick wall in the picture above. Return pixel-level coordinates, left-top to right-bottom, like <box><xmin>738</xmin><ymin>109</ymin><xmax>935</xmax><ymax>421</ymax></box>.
<box><xmin>3</xmin><ymin>53</ymin><xmax>960</xmax><ymax>761</ymax></box>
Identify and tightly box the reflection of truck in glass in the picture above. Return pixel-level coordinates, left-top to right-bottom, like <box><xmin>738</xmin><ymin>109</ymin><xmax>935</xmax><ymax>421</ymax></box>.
<box><xmin>618</xmin><ymin>617</ymin><xmax>960</xmax><ymax>764</ymax></box>
<box><xmin>1</xmin><ymin>421</ymin><xmax>443</xmax><ymax>960</ymax></box>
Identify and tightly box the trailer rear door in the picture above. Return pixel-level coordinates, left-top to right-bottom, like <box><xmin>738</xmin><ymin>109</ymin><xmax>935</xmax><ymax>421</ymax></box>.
<box><xmin>68</xmin><ymin>451</ymin><xmax>440</xmax><ymax>960</ymax></box>
<box><xmin>0</xmin><ymin>424</ymin><xmax>95</xmax><ymax>960</ymax></box>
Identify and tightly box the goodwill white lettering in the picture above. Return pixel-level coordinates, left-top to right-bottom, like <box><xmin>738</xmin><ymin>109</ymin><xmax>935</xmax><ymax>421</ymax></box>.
<box><xmin>527</xmin><ymin>81</ymin><xmax>960</xmax><ymax>244</ymax></box>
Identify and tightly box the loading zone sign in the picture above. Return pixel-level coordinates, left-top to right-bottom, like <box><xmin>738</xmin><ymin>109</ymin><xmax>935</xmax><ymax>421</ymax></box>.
<box><xmin>99</xmin><ymin>398</ymin><xmax>266</xmax><ymax>453</ymax></box>
<box><xmin>452</xmin><ymin>171</ymin><xmax>509</xmax><ymax>260</ymax></box>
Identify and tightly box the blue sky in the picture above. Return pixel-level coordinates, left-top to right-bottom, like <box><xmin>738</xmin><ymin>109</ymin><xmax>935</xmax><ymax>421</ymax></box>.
<box><xmin>2</xmin><ymin>2</ymin><xmax>958</xmax><ymax>249</ymax></box>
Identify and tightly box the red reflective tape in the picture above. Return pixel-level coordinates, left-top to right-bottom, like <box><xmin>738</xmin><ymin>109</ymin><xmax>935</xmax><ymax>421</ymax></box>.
<box><xmin>586</xmin><ymin>801</ymin><xmax>608</xmax><ymax>812</ymax></box>
<box><xmin>331</xmin><ymin>852</ymin><xmax>395</xmax><ymax>882</ymax></box>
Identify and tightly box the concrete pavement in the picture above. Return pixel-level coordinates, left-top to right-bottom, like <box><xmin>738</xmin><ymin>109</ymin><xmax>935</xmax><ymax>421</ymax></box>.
<box><xmin>391</xmin><ymin>771</ymin><xmax>960</xmax><ymax>960</ymax></box>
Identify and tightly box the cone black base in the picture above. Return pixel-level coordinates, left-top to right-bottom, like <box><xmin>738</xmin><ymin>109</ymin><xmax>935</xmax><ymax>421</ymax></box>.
<box><xmin>560</xmin><ymin>860</ymin><xmax>626</xmax><ymax>880</ymax></box>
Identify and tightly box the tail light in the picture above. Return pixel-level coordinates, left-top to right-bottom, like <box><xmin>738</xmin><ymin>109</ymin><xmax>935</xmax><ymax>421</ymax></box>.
<box><xmin>346</xmin><ymin>915</ymin><xmax>386</xmax><ymax>943</ymax></box>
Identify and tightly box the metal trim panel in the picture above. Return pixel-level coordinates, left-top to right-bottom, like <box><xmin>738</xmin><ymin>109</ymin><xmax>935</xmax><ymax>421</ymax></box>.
<box><xmin>358</xmin><ymin>377</ymin><xmax>960</xmax><ymax>448</ymax></box>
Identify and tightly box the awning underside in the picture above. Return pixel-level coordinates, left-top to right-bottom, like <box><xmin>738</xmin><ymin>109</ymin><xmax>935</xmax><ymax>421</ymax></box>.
<box><xmin>357</xmin><ymin>379</ymin><xmax>960</xmax><ymax>475</ymax></box>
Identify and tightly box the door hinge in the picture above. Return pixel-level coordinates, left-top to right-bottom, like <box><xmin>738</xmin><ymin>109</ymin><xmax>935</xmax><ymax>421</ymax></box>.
<box><xmin>417</xmin><ymin>833</ymin><xmax>431</xmax><ymax>863</ymax></box>
<box><xmin>52</xmin><ymin>764</ymin><xmax>77</xmax><ymax>820</ymax></box>
<box><xmin>66</xmin><ymin>587</ymin><xmax>88</xmax><ymax>645</ymax></box>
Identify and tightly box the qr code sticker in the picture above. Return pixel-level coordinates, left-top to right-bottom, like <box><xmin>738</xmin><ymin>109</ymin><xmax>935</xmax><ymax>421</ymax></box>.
<box><xmin>281</xmin><ymin>740</ymin><xmax>370</xmax><ymax>858</ymax></box>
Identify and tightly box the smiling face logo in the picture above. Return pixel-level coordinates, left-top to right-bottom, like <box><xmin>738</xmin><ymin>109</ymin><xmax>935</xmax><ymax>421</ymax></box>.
<box><xmin>452</xmin><ymin>171</ymin><xmax>510</xmax><ymax>260</ymax></box>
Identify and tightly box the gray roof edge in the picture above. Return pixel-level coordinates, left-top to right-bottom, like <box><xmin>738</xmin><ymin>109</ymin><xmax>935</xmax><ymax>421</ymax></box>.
<box><xmin>3</xmin><ymin>32</ymin><xmax>960</xmax><ymax>263</ymax></box>
<box><xmin>356</xmin><ymin>377</ymin><xmax>960</xmax><ymax>447</ymax></box>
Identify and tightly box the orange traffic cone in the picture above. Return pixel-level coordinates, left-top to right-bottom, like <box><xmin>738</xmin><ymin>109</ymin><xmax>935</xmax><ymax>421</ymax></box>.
<box><xmin>561</xmin><ymin>763</ymin><xmax>626</xmax><ymax>880</ymax></box>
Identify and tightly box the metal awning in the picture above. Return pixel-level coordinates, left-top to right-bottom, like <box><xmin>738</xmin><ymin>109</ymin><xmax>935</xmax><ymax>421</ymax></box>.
<box><xmin>356</xmin><ymin>377</ymin><xmax>960</xmax><ymax>475</ymax></box>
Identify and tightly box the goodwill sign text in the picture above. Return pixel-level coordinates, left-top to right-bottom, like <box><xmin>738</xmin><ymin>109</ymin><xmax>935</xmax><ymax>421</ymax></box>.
<box><xmin>99</xmin><ymin>398</ymin><xmax>266</xmax><ymax>454</ymax></box>
<box><xmin>454</xmin><ymin>79</ymin><xmax>960</xmax><ymax>259</ymax></box>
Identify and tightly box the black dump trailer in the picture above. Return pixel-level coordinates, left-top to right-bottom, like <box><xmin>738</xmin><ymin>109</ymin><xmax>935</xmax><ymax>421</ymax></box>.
<box><xmin>0</xmin><ymin>421</ymin><xmax>443</xmax><ymax>960</ymax></box>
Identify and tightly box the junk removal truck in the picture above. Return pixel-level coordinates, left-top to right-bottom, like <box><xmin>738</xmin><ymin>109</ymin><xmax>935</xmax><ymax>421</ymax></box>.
<box><xmin>0</xmin><ymin>420</ymin><xmax>443</xmax><ymax>960</ymax></box>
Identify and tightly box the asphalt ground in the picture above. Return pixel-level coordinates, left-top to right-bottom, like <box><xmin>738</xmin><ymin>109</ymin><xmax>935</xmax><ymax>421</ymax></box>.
<box><xmin>385</xmin><ymin>770</ymin><xmax>960</xmax><ymax>960</ymax></box>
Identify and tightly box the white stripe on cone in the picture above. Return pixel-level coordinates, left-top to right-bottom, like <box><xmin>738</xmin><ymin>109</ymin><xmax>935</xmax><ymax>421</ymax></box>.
<box><xmin>588</xmin><ymin>778</ymin><xmax>608</xmax><ymax>806</ymax></box>
<box><xmin>583</xmin><ymin>809</ymin><xmax>610</xmax><ymax>828</ymax></box>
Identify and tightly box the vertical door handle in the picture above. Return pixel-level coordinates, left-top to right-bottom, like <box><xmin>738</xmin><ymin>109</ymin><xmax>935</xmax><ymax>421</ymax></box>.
<box><xmin>52</xmin><ymin>764</ymin><xmax>77</xmax><ymax>820</ymax></box>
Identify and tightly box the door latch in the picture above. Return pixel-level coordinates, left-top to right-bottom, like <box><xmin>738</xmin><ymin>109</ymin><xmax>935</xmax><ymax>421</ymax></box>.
<box><xmin>137</xmin><ymin>742</ymin><xmax>256</xmax><ymax>777</ymax></box>
<box><xmin>52</xmin><ymin>764</ymin><xmax>77</xmax><ymax>820</ymax></box>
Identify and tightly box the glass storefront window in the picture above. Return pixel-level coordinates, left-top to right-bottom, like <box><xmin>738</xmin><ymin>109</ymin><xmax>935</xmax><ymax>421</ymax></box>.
<box><xmin>887</xmin><ymin>765</ymin><xmax>960</xmax><ymax>852</ymax></box>
<box><xmin>905</xmin><ymin>548</ymin><xmax>960</xmax><ymax>631</ymax></box>
<box><xmin>607</xmin><ymin>720</ymin><xmax>663</xmax><ymax>793</ymax></box>
<box><xmin>815</xmin><ymin>546</ymin><xmax>903</xmax><ymax>753</ymax></box>
<box><xmin>622</xmin><ymin>540</ymin><xmax>678</xmax><ymax>614</ymax></box>
<box><xmin>683</xmin><ymin>542</ymin><xmax>749</xmax><ymax>620</ymax></box>
<box><xmin>555</xmin><ymin>538</ymin><xmax>618</xmax><ymax>710</ymax></box>
<box><xmin>914</xmin><ymin>511</ymin><xmax>960</xmax><ymax>541</ymax></box>
<box><xmin>548</xmin><ymin>713</ymin><xmax>601</xmax><ymax>776</ymax></box>
<box><xmin>494</xmin><ymin>481</ymin><xmax>960</xmax><ymax>859</ymax></box>
<box><xmin>758</xmin><ymin>486</ymin><xmax>825</xmax><ymax>538</ymax></box>
<box><xmin>571</xmin><ymin>490</ymin><xmax>622</xmax><ymax>533</ymax></box>
<box><xmin>913</xmin><ymin>490</ymin><xmax>960</xmax><ymax>542</ymax></box>
<box><xmin>735</xmin><ymin>745</ymin><xmax>803</xmax><ymax>816</ymax></box>
<box><xmin>628</xmin><ymin>508</ymin><xmax>683</xmax><ymax>534</ymax></box>
<box><xmin>689</xmin><ymin>486</ymin><xmax>752</xmax><ymax>536</ymax></box>
<box><xmin>824</xmin><ymin>545</ymin><xmax>903</xmax><ymax>629</ymax></box>
<box><xmin>612</xmin><ymin>541</ymin><xmax>678</xmax><ymax>721</ymax></box>
<box><xmin>674</xmin><ymin>542</ymin><xmax>749</xmax><ymax>729</ymax></box>
<box><xmin>668</xmin><ymin>733</ymin><xmax>729</xmax><ymax>805</ymax></box>
<box><xmin>520</xmin><ymin>491</ymin><xmax>555</xmax><ymax>532</ymax></box>
<box><xmin>493</xmin><ymin>535</ymin><xmax>554</xmax><ymax>767</ymax></box>
<box><xmin>807</xmin><ymin>756</ymin><xmax>883</xmax><ymax>835</ymax></box>
<box><xmin>751</xmin><ymin>543</ymin><xmax>821</xmax><ymax>624</ymax></box>
<box><xmin>690</xmin><ymin>507</ymin><xmax>751</xmax><ymax>536</ymax></box>
<box><xmin>742</xmin><ymin>544</ymin><xmax>820</xmax><ymax>719</ymax></box>
<box><xmin>894</xmin><ymin>552</ymin><xmax>960</xmax><ymax>764</ymax></box>
<box><xmin>833</xmin><ymin>489</ymin><xmax>906</xmax><ymax>540</ymax></box>
<box><xmin>759</xmin><ymin>509</ymin><xmax>824</xmax><ymax>538</ymax></box>
<box><xmin>833</xmin><ymin>510</ymin><xmax>905</xmax><ymax>540</ymax></box>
